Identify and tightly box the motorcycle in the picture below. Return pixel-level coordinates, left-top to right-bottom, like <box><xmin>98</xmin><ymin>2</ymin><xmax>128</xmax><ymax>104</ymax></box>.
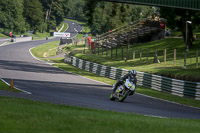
<box><xmin>110</xmin><ymin>78</ymin><xmax>136</xmax><ymax>102</ymax></box>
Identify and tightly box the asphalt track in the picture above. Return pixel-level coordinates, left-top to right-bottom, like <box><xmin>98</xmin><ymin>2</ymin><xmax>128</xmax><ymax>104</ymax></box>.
<box><xmin>64</xmin><ymin>19</ymin><xmax>83</xmax><ymax>38</ymax></box>
<box><xmin>0</xmin><ymin>21</ymin><xmax>200</xmax><ymax>120</ymax></box>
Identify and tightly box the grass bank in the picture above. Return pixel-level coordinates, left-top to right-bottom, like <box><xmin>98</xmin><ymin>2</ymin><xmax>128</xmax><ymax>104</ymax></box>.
<box><xmin>0</xmin><ymin>96</ymin><xmax>200</xmax><ymax>133</ymax></box>
<box><xmin>31</xmin><ymin>41</ymin><xmax>59</xmax><ymax>58</ymax></box>
<box><xmin>0</xmin><ymin>33</ymin><xmax>9</xmax><ymax>38</ymax></box>
<box><xmin>69</xmin><ymin>38</ymin><xmax>200</xmax><ymax>82</ymax></box>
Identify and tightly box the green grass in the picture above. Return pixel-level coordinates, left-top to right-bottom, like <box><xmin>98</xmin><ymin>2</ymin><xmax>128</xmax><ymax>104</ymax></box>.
<box><xmin>31</xmin><ymin>41</ymin><xmax>59</xmax><ymax>58</ymax></box>
<box><xmin>0</xmin><ymin>96</ymin><xmax>200</xmax><ymax>133</ymax></box>
<box><xmin>0</xmin><ymin>33</ymin><xmax>10</xmax><ymax>38</ymax></box>
<box><xmin>31</xmin><ymin>32</ymin><xmax>51</xmax><ymax>40</ymax></box>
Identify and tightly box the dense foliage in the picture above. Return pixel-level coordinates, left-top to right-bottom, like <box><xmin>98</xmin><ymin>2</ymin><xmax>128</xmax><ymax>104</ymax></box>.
<box><xmin>160</xmin><ymin>7</ymin><xmax>200</xmax><ymax>47</ymax></box>
<box><xmin>86</xmin><ymin>2</ymin><xmax>154</xmax><ymax>35</ymax></box>
<box><xmin>0</xmin><ymin>0</ymin><xmax>67</xmax><ymax>34</ymax></box>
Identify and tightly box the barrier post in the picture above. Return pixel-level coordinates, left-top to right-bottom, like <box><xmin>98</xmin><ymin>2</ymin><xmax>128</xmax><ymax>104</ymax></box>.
<box><xmin>146</xmin><ymin>50</ymin><xmax>149</xmax><ymax>63</ymax></box>
<box><xmin>121</xmin><ymin>47</ymin><xmax>124</xmax><ymax>60</ymax></box>
<box><xmin>164</xmin><ymin>49</ymin><xmax>166</xmax><ymax>64</ymax></box>
<box><xmin>133</xmin><ymin>48</ymin><xmax>135</xmax><ymax>61</ymax></box>
<box><xmin>140</xmin><ymin>49</ymin><xmax>142</xmax><ymax>63</ymax></box>
<box><xmin>174</xmin><ymin>49</ymin><xmax>176</xmax><ymax>65</ymax></box>
<box><xmin>10</xmin><ymin>79</ymin><xmax>14</xmax><ymax>91</ymax></box>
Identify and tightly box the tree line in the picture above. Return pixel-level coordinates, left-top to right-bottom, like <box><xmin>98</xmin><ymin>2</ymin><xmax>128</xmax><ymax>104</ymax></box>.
<box><xmin>0</xmin><ymin>0</ymin><xmax>154</xmax><ymax>35</ymax></box>
<box><xmin>1</xmin><ymin>0</ymin><xmax>199</xmax><ymax>45</ymax></box>
<box><xmin>0</xmin><ymin>0</ymin><xmax>84</xmax><ymax>34</ymax></box>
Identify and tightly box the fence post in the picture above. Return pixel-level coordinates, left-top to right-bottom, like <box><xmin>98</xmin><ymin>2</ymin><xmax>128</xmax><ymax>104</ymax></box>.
<box><xmin>126</xmin><ymin>34</ymin><xmax>130</xmax><ymax>62</ymax></box>
<box><xmin>146</xmin><ymin>50</ymin><xmax>149</xmax><ymax>63</ymax></box>
<box><xmin>122</xmin><ymin>47</ymin><xmax>124</xmax><ymax>60</ymax></box>
<box><xmin>106</xmin><ymin>45</ymin><xmax>108</xmax><ymax>57</ymax></box>
<box><xmin>98</xmin><ymin>44</ymin><xmax>99</xmax><ymax>55</ymax></box>
<box><xmin>84</xmin><ymin>38</ymin><xmax>86</xmax><ymax>54</ymax></box>
<box><xmin>184</xmin><ymin>50</ymin><xmax>187</xmax><ymax>69</ymax></box>
<box><xmin>153</xmin><ymin>49</ymin><xmax>160</xmax><ymax>63</ymax></box>
<box><xmin>111</xmin><ymin>47</ymin><xmax>113</xmax><ymax>58</ymax></box>
<box><xmin>140</xmin><ymin>49</ymin><xmax>142</xmax><ymax>63</ymax></box>
<box><xmin>174</xmin><ymin>49</ymin><xmax>176</xmax><ymax>65</ymax></box>
<box><xmin>164</xmin><ymin>49</ymin><xmax>166</xmax><ymax>64</ymax></box>
<box><xmin>133</xmin><ymin>48</ymin><xmax>135</xmax><ymax>61</ymax></box>
<box><xmin>116</xmin><ymin>47</ymin><xmax>118</xmax><ymax>59</ymax></box>
<box><xmin>196</xmin><ymin>49</ymin><xmax>199</xmax><ymax>68</ymax></box>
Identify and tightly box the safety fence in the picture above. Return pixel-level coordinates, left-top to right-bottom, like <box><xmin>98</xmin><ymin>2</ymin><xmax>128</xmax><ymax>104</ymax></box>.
<box><xmin>64</xmin><ymin>55</ymin><xmax>200</xmax><ymax>100</ymax></box>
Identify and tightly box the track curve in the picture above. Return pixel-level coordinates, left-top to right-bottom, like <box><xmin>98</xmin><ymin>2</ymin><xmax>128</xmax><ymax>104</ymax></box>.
<box><xmin>0</xmin><ymin>25</ymin><xmax>200</xmax><ymax>120</ymax></box>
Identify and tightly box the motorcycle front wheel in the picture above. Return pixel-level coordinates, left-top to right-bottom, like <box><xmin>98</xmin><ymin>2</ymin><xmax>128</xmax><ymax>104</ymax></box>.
<box><xmin>118</xmin><ymin>89</ymin><xmax>129</xmax><ymax>102</ymax></box>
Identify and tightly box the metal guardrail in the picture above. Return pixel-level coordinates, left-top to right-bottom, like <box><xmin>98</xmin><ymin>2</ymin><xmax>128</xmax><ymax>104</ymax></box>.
<box><xmin>64</xmin><ymin>55</ymin><xmax>200</xmax><ymax>100</ymax></box>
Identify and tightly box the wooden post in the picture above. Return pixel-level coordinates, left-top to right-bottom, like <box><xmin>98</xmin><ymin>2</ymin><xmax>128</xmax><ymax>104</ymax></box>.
<box><xmin>111</xmin><ymin>47</ymin><xmax>113</xmax><ymax>58</ymax></box>
<box><xmin>133</xmin><ymin>48</ymin><xmax>135</xmax><ymax>61</ymax></box>
<box><xmin>84</xmin><ymin>38</ymin><xmax>86</xmax><ymax>54</ymax></box>
<box><xmin>10</xmin><ymin>79</ymin><xmax>14</xmax><ymax>91</ymax></box>
<box><xmin>146</xmin><ymin>50</ymin><xmax>149</xmax><ymax>63</ymax></box>
<box><xmin>174</xmin><ymin>49</ymin><xmax>176</xmax><ymax>65</ymax></box>
<box><xmin>164</xmin><ymin>49</ymin><xmax>166</xmax><ymax>64</ymax></box>
<box><xmin>106</xmin><ymin>45</ymin><xmax>108</xmax><ymax>57</ymax></box>
<box><xmin>122</xmin><ymin>47</ymin><xmax>124</xmax><ymax>60</ymax></box>
<box><xmin>98</xmin><ymin>45</ymin><xmax>99</xmax><ymax>55</ymax></box>
<box><xmin>126</xmin><ymin>34</ymin><xmax>130</xmax><ymax>62</ymax></box>
<box><xmin>196</xmin><ymin>49</ymin><xmax>199</xmax><ymax>68</ymax></box>
<box><xmin>153</xmin><ymin>49</ymin><xmax>160</xmax><ymax>63</ymax></box>
<box><xmin>140</xmin><ymin>49</ymin><xmax>142</xmax><ymax>63</ymax></box>
<box><xmin>184</xmin><ymin>50</ymin><xmax>187</xmax><ymax>69</ymax></box>
<box><xmin>116</xmin><ymin>47</ymin><xmax>118</xmax><ymax>59</ymax></box>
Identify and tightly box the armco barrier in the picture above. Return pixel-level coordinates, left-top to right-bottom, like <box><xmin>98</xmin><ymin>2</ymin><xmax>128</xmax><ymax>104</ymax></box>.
<box><xmin>64</xmin><ymin>55</ymin><xmax>200</xmax><ymax>100</ymax></box>
<box><xmin>11</xmin><ymin>37</ymin><xmax>32</xmax><ymax>43</ymax></box>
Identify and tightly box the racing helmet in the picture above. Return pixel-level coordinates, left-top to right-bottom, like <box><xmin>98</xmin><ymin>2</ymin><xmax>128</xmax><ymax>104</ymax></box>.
<box><xmin>131</xmin><ymin>70</ymin><xmax>137</xmax><ymax>77</ymax></box>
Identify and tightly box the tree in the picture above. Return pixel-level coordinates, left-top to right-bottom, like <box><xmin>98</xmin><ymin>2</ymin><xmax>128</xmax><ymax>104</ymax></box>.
<box><xmin>0</xmin><ymin>0</ymin><xmax>26</xmax><ymax>33</ymax></box>
<box><xmin>23</xmin><ymin>0</ymin><xmax>45</xmax><ymax>32</ymax></box>
<box><xmin>84</xmin><ymin>1</ymin><xmax>154</xmax><ymax>35</ymax></box>
<box><xmin>39</xmin><ymin>0</ymin><xmax>65</xmax><ymax>31</ymax></box>
<box><xmin>160</xmin><ymin>7</ymin><xmax>200</xmax><ymax>48</ymax></box>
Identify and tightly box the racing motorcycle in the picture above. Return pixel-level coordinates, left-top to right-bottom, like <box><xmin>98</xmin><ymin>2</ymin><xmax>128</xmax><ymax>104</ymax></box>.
<box><xmin>110</xmin><ymin>78</ymin><xmax>136</xmax><ymax>102</ymax></box>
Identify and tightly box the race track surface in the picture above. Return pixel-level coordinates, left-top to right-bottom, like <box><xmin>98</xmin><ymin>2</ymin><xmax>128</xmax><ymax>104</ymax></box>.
<box><xmin>0</xmin><ymin>22</ymin><xmax>200</xmax><ymax>120</ymax></box>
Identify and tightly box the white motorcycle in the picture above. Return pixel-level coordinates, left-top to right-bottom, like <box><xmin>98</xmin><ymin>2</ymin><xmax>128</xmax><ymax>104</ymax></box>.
<box><xmin>110</xmin><ymin>78</ymin><xmax>136</xmax><ymax>102</ymax></box>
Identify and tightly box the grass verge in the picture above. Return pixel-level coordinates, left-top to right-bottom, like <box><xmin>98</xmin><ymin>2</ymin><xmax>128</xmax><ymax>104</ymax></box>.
<box><xmin>0</xmin><ymin>33</ymin><xmax>10</xmax><ymax>38</ymax></box>
<box><xmin>31</xmin><ymin>41</ymin><xmax>59</xmax><ymax>58</ymax></box>
<box><xmin>0</xmin><ymin>96</ymin><xmax>200</xmax><ymax>133</ymax></box>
